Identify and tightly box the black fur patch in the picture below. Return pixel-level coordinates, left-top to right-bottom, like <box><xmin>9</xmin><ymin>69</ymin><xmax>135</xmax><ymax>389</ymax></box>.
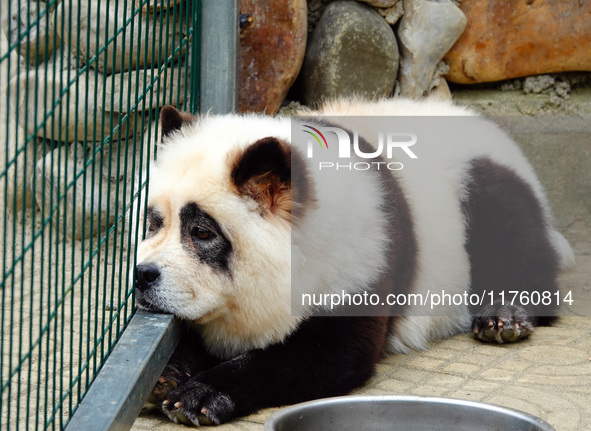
<box><xmin>230</xmin><ymin>137</ymin><xmax>294</xmax><ymax>220</ymax></box>
<box><xmin>304</xmin><ymin>119</ymin><xmax>417</xmax><ymax>318</ymax></box>
<box><xmin>462</xmin><ymin>157</ymin><xmax>559</xmax><ymax>325</ymax></box>
<box><xmin>145</xmin><ymin>207</ymin><xmax>164</xmax><ymax>239</ymax></box>
<box><xmin>160</xmin><ymin>105</ymin><xmax>197</xmax><ymax>139</ymax></box>
<box><xmin>156</xmin><ymin>316</ymin><xmax>389</xmax><ymax>425</ymax></box>
<box><xmin>179</xmin><ymin>203</ymin><xmax>233</xmax><ymax>274</ymax></box>
<box><xmin>231</xmin><ymin>137</ymin><xmax>291</xmax><ymax>188</ymax></box>
<box><xmin>359</xmin><ymin>131</ymin><xmax>417</xmax><ymax>318</ymax></box>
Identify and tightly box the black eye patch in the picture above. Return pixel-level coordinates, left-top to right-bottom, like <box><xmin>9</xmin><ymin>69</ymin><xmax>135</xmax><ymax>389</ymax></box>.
<box><xmin>146</xmin><ymin>207</ymin><xmax>164</xmax><ymax>239</ymax></box>
<box><xmin>179</xmin><ymin>203</ymin><xmax>233</xmax><ymax>274</ymax></box>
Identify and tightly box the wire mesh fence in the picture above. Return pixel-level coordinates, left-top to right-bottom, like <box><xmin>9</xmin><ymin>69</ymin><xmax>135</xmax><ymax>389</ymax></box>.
<box><xmin>0</xmin><ymin>0</ymin><xmax>198</xmax><ymax>429</ymax></box>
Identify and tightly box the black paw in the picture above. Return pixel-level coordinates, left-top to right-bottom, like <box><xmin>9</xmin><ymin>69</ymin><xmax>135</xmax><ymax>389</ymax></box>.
<box><xmin>143</xmin><ymin>364</ymin><xmax>192</xmax><ymax>413</ymax></box>
<box><xmin>472</xmin><ymin>304</ymin><xmax>535</xmax><ymax>343</ymax></box>
<box><xmin>162</xmin><ymin>379</ymin><xmax>236</xmax><ymax>426</ymax></box>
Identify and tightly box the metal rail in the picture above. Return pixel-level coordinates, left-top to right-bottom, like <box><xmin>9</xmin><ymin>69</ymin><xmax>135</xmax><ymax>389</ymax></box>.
<box><xmin>64</xmin><ymin>311</ymin><xmax>181</xmax><ymax>431</ymax></box>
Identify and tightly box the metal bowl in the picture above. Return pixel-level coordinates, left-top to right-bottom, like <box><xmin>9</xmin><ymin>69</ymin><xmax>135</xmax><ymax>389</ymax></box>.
<box><xmin>264</xmin><ymin>395</ymin><xmax>555</xmax><ymax>431</ymax></box>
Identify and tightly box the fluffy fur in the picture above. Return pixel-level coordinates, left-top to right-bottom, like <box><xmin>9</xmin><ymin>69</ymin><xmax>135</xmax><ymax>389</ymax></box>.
<box><xmin>135</xmin><ymin>99</ymin><xmax>573</xmax><ymax>426</ymax></box>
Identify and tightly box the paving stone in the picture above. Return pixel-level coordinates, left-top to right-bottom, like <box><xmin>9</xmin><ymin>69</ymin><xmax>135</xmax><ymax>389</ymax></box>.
<box><xmin>423</xmin><ymin>348</ymin><xmax>463</xmax><ymax>361</ymax></box>
<box><xmin>519</xmin><ymin>373</ymin><xmax>591</xmax><ymax>387</ymax></box>
<box><xmin>461</xmin><ymin>380</ymin><xmax>503</xmax><ymax>393</ymax></box>
<box><xmin>374</xmin><ymin>379</ymin><xmax>413</xmax><ymax>392</ymax></box>
<box><xmin>443</xmin><ymin>362</ymin><xmax>482</xmax><ymax>375</ymax></box>
<box><xmin>406</xmin><ymin>385</ymin><xmax>450</xmax><ymax>397</ymax></box>
<box><xmin>460</xmin><ymin>353</ymin><xmax>501</xmax><ymax>367</ymax></box>
<box><xmin>478</xmin><ymin>368</ymin><xmax>517</xmax><ymax>382</ymax></box>
<box><xmin>517</xmin><ymin>345</ymin><xmax>586</xmax><ymax>365</ymax></box>
<box><xmin>410</xmin><ymin>357</ymin><xmax>448</xmax><ymax>371</ymax></box>
<box><xmin>448</xmin><ymin>390</ymin><xmax>489</xmax><ymax>401</ymax></box>
<box><xmin>495</xmin><ymin>358</ymin><xmax>536</xmax><ymax>373</ymax></box>
<box><xmin>425</xmin><ymin>372</ymin><xmax>468</xmax><ymax>389</ymax></box>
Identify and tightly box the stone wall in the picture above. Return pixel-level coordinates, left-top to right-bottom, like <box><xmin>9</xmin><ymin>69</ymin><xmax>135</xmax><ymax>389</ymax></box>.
<box><xmin>2</xmin><ymin>0</ymin><xmax>185</xmax><ymax>237</ymax></box>
<box><xmin>239</xmin><ymin>0</ymin><xmax>591</xmax><ymax>113</ymax></box>
<box><xmin>4</xmin><ymin>0</ymin><xmax>591</xmax><ymax>237</ymax></box>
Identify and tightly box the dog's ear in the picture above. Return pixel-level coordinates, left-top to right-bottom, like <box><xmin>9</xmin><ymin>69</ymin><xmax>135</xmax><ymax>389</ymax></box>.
<box><xmin>230</xmin><ymin>137</ymin><xmax>293</xmax><ymax>221</ymax></box>
<box><xmin>159</xmin><ymin>105</ymin><xmax>197</xmax><ymax>139</ymax></box>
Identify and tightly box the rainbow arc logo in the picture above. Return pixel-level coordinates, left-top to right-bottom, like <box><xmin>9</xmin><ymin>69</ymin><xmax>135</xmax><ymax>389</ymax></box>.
<box><xmin>302</xmin><ymin>125</ymin><xmax>329</xmax><ymax>149</ymax></box>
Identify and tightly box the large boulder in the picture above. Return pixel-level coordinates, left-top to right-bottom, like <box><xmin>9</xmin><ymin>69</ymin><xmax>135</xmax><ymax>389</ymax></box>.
<box><xmin>55</xmin><ymin>0</ymin><xmax>186</xmax><ymax>74</ymax></box>
<box><xmin>302</xmin><ymin>1</ymin><xmax>399</xmax><ymax>106</ymax></box>
<box><xmin>238</xmin><ymin>0</ymin><xmax>307</xmax><ymax>114</ymax></box>
<box><xmin>397</xmin><ymin>0</ymin><xmax>466</xmax><ymax>98</ymax></box>
<box><xmin>445</xmin><ymin>0</ymin><xmax>591</xmax><ymax>84</ymax></box>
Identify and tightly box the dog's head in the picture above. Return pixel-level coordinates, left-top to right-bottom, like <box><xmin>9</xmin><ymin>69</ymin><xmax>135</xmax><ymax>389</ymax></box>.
<box><xmin>135</xmin><ymin>106</ymin><xmax>311</xmax><ymax>357</ymax></box>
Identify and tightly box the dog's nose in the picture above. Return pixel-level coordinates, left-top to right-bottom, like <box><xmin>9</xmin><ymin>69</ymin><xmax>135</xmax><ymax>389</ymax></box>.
<box><xmin>135</xmin><ymin>263</ymin><xmax>161</xmax><ymax>291</ymax></box>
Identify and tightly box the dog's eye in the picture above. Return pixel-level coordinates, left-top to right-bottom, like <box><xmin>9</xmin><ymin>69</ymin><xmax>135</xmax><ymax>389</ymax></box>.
<box><xmin>191</xmin><ymin>226</ymin><xmax>215</xmax><ymax>241</ymax></box>
<box><xmin>146</xmin><ymin>208</ymin><xmax>164</xmax><ymax>238</ymax></box>
<box><xmin>145</xmin><ymin>221</ymin><xmax>161</xmax><ymax>239</ymax></box>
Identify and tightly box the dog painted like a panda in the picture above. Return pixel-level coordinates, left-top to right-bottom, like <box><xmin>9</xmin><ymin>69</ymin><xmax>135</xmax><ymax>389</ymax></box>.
<box><xmin>135</xmin><ymin>98</ymin><xmax>574</xmax><ymax>426</ymax></box>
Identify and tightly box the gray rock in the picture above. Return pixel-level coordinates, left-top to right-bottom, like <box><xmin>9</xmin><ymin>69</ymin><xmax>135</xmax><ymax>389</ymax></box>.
<box><xmin>33</xmin><ymin>143</ymin><xmax>114</xmax><ymax>239</ymax></box>
<box><xmin>306</xmin><ymin>0</ymin><xmax>335</xmax><ymax>36</ymax></box>
<box><xmin>32</xmin><ymin>136</ymin><xmax>149</xmax><ymax>239</ymax></box>
<box><xmin>397</xmin><ymin>0</ymin><xmax>466</xmax><ymax>98</ymax></box>
<box><xmin>15</xmin><ymin>68</ymin><xmax>133</xmax><ymax>143</ymax></box>
<box><xmin>4</xmin><ymin>120</ymin><xmax>35</xmax><ymax>212</ymax></box>
<box><xmin>3</xmin><ymin>0</ymin><xmax>58</xmax><ymax>65</ymax></box>
<box><xmin>55</xmin><ymin>0</ymin><xmax>186</xmax><ymax>74</ymax></box>
<box><xmin>302</xmin><ymin>1</ymin><xmax>399</xmax><ymax>106</ymax></box>
<box><xmin>376</xmin><ymin>1</ymin><xmax>404</xmax><ymax>25</ymax></box>
<box><xmin>430</xmin><ymin>77</ymin><xmax>452</xmax><ymax>101</ymax></box>
<box><xmin>15</xmin><ymin>65</ymin><xmax>184</xmax><ymax>142</ymax></box>
<box><xmin>358</xmin><ymin>0</ymin><xmax>399</xmax><ymax>7</ymax></box>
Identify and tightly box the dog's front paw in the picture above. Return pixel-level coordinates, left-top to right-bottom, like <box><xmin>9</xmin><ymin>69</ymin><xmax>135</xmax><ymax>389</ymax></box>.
<box><xmin>472</xmin><ymin>304</ymin><xmax>535</xmax><ymax>343</ymax></box>
<box><xmin>143</xmin><ymin>363</ymin><xmax>192</xmax><ymax>413</ymax></box>
<box><xmin>162</xmin><ymin>380</ymin><xmax>236</xmax><ymax>426</ymax></box>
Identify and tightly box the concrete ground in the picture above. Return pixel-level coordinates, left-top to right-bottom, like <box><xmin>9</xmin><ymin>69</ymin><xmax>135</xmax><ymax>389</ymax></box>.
<box><xmin>132</xmin><ymin>256</ymin><xmax>591</xmax><ymax>431</ymax></box>
<box><xmin>132</xmin><ymin>90</ymin><xmax>591</xmax><ymax>430</ymax></box>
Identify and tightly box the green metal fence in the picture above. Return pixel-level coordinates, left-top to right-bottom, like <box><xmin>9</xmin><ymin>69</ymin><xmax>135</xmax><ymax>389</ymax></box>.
<box><xmin>0</xmin><ymin>1</ymin><xmax>199</xmax><ymax>429</ymax></box>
